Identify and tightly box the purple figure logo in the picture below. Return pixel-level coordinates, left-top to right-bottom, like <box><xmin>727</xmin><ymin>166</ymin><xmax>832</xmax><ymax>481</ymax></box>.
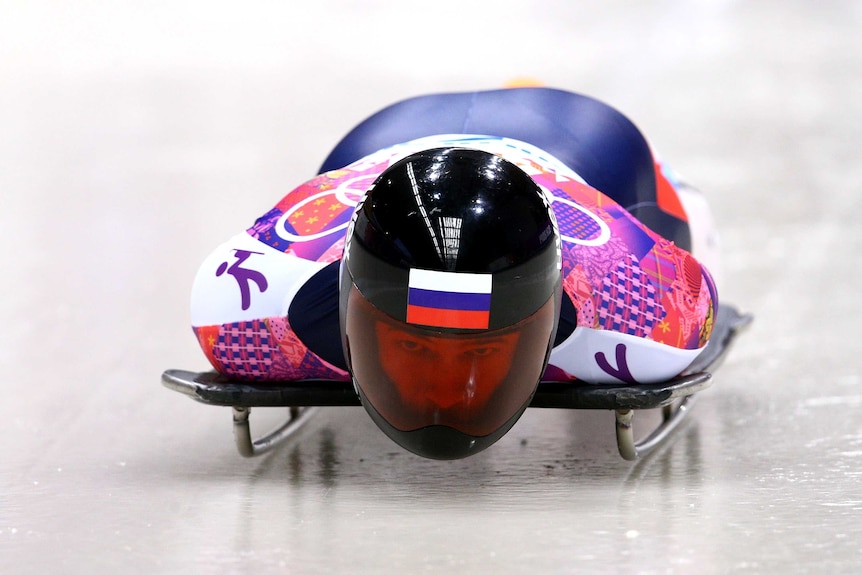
<box><xmin>216</xmin><ymin>250</ymin><xmax>269</xmax><ymax>310</ymax></box>
<box><xmin>595</xmin><ymin>343</ymin><xmax>638</xmax><ymax>384</ymax></box>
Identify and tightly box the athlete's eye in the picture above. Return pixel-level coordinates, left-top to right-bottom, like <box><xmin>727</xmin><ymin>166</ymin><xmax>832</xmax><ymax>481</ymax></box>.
<box><xmin>396</xmin><ymin>339</ymin><xmax>425</xmax><ymax>352</ymax></box>
<box><xmin>466</xmin><ymin>345</ymin><xmax>501</xmax><ymax>358</ymax></box>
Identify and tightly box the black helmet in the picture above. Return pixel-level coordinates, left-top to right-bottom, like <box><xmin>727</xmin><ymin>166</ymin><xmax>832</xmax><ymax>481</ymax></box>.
<box><xmin>340</xmin><ymin>148</ymin><xmax>561</xmax><ymax>459</ymax></box>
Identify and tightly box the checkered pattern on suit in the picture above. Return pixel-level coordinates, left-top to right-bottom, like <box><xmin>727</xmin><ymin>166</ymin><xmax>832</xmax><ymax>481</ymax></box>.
<box><xmin>213</xmin><ymin>320</ymin><xmax>274</xmax><ymax>379</ymax></box>
<box><xmin>597</xmin><ymin>255</ymin><xmax>660</xmax><ymax>337</ymax></box>
<box><xmin>554</xmin><ymin>200</ymin><xmax>604</xmax><ymax>243</ymax></box>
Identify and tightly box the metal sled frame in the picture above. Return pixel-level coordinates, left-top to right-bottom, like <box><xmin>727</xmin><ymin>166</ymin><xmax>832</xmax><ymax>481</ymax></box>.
<box><xmin>163</xmin><ymin>305</ymin><xmax>751</xmax><ymax>461</ymax></box>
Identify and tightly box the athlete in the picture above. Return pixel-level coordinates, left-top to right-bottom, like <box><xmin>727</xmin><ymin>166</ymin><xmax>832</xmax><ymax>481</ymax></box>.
<box><xmin>189</xmin><ymin>87</ymin><xmax>719</xmax><ymax>459</ymax></box>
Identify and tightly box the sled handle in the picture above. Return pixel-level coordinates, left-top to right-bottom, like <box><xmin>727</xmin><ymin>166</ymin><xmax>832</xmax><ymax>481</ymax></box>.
<box><xmin>232</xmin><ymin>406</ymin><xmax>318</xmax><ymax>457</ymax></box>
<box><xmin>615</xmin><ymin>395</ymin><xmax>697</xmax><ymax>461</ymax></box>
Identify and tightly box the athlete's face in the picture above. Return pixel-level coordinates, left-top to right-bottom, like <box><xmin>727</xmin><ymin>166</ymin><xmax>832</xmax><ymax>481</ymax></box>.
<box><xmin>374</xmin><ymin>324</ymin><xmax>520</xmax><ymax>419</ymax></box>
<box><xmin>346</xmin><ymin>287</ymin><xmax>556</xmax><ymax>437</ymax></box>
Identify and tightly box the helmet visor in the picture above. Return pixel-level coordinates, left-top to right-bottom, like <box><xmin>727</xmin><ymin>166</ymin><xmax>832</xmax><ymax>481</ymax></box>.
<box><xmin>346</xmin><ymin>286</ymin><xmax>557</xmax><ymax>437</ymax></box>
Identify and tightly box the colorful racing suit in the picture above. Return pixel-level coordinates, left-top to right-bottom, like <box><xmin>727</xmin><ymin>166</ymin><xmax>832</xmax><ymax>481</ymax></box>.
<box><xmin>190</xmin><ymin>134</ymin><xmax>717</xmax><ymax>385</ymax></box>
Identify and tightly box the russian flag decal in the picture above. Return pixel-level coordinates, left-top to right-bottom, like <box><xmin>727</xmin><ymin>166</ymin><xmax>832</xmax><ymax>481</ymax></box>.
<box><xmin>406</xmin><ymin>269</ymin><xmax>492</xmax><ymax>329</ymax></box>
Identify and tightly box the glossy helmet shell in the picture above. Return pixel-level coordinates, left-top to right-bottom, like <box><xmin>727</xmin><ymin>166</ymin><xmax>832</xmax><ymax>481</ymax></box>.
<box><xmin>340</xmin><ymin>147</ymin><xmax>561</xmax><ymax>459</ymax></box>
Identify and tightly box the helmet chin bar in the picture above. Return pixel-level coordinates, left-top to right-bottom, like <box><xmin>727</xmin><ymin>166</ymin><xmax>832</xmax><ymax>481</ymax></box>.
<box><xmin>162</xmin><ymin>305</ymin><xmax>751</xmax><ymax>461</ymax></box>
<box><xmin>354</xmin><ymin>384</ymin><xmax>531</xmax><ymax>460</ymax></box>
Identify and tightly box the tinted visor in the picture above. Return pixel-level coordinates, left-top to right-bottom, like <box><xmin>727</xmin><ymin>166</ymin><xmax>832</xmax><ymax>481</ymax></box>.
<box><xmin>345</xmin><ymin>286</ymin><xmax>557</xmax><ymax>437</ymax></box>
